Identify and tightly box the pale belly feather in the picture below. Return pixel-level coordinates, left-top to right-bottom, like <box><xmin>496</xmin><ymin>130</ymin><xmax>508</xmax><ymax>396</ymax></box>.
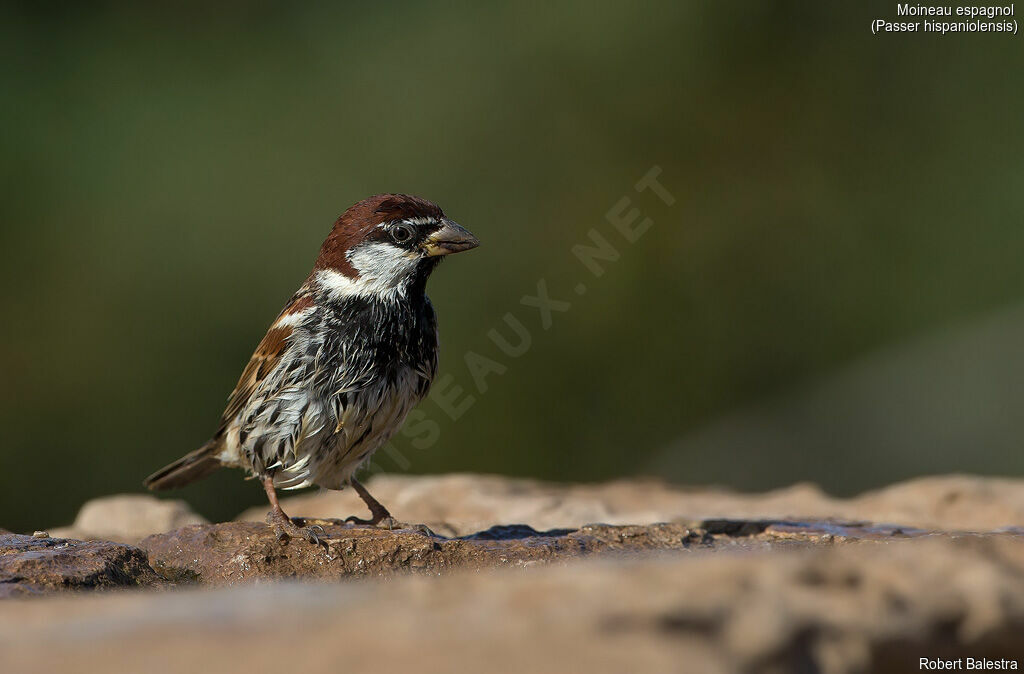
<box><xmin>274</xmin><ymin>364</ymin><xmax>422</xmax><ymax>490</ymax></box>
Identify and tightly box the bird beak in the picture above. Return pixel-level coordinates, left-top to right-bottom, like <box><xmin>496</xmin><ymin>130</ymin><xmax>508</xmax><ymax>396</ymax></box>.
<box><xmin>421</xmin><ymin>220</ymin><xmax>480</xmax><ymax>257</ymax></box>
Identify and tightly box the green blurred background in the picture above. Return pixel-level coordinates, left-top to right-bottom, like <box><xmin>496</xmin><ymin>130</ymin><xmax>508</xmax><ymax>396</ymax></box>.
<box><xmin>2</xmin><ymin>2</ymin><xmax>1023</xmax><ymax>532</ymax></box>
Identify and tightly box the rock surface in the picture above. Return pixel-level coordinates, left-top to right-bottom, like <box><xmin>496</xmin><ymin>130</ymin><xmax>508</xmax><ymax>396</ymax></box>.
<box><xmin>142</xmin><ymin>521</ymin><xmax>684</xmax><ymax>583</ymax></box>
<box><xmin>48</xmin><ymin>494</ymin><xmax>207</xmax><ymax>543</ymax></box>
<box><xmin>139</xmin><ymin>518</ymin><xmax>927</xmax><ymax>585</ymax></box>
<box><xmin>3</xmin><ymin>474</ymin><xmax>1024</xmax><ymax>673</ymax></box>
<box><xmin>2</xmin><ymin>536</ymin><xmax>1023</xmax><ymax>674</ymax></box>
<box><xmin>0</xmin><ymin>533</ymin><xmax>160</xmax><ymax>598</ymax></box>
<box><xmin>34</xmin><ymin>473</ymin><xmax>1024</xmax><ymax>545</ymax></box>
<box><xmin>240</xmin><ymin>472</ymin><xmax>1024</xmax><ymax>536</ymax></box>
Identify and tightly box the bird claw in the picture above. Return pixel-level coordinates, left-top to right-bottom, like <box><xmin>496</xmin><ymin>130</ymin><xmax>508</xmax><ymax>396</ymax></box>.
<box><xmin>408</xmin><ymin>523</ymin><xmax>436</xmax><ymax>537</ymax></box>
<box><xmin>304</xmin><ymin>524</ymin><xmax>327</xmax><ymax>544</ymax></box>
<box><xmin>265</xmin><ymin>512</ymin><xmax>328</xmax><ymax>546</ymax></box>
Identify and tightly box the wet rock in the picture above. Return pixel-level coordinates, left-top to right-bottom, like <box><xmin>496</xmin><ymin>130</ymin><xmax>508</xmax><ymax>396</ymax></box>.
<box><xmin>138</xmin><ymin>517</ymin><xmax>971</xmax><ymax>586</ymax></box>
<box><xmin>49</xmin><ymin>494</ymin><xmax>207</xmax><ymax>544</ymax></box>
<box><xmin>0</xmin><ymin>533</ymin><xmax>161</xmax><ymax>596</ymax></box>
<box><xmin>140</xmin><ymin>521</ymin><xmax>703</xmax><ymax>584</ymax></box>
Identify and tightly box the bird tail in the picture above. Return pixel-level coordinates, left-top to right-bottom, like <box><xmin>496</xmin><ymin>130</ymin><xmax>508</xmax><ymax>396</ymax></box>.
<box><xmin>144</xmin><ymin>441</ymin><xmax>223</xmax><ymax>491</ymax></box>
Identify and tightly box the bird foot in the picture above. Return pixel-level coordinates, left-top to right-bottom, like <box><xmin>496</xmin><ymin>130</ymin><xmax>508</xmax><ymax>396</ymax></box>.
<box><xmin>265</xmin><ymin>512</ymin><xmax>327</xmax><ymax>546</ymax></box>
<box><xmin>403</xmin><ymin>523</ymin><xmax>436</xmax><ymax>536</ymax></box>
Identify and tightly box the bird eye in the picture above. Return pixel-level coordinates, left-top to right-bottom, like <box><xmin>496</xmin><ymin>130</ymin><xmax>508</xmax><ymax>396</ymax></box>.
<box><xmin>391</xmin><ymin>224</ymin><xmax>413</xmax><ymax>243</ymax></box>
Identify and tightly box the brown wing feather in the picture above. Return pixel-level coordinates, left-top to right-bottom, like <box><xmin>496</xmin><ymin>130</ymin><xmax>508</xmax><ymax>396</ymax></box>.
<box><xmin>216</xmin><ymin>287</ymin><xmax>314</xmax><ymax>436</ymax></box>
<box><xmin>144</xmin><ymin>286</ymin><xmax>315</xmax><ymax>490</ymax></box>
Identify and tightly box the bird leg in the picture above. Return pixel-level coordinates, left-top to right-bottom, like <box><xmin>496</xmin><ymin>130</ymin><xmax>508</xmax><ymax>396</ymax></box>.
<box><xmin>345</xmin><ymin>478</ymin><xmax>397</xmax><ymax>529</ymax></box>
<box><xmin>262</xmin><ymin>476</ymin><xmax>326</xmax><ymax>545</ymax></box>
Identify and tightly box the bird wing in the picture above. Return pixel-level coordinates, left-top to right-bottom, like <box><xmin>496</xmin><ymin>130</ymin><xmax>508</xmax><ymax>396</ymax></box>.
<box><xmin>216</xmin><ymin>287</ymin><xmax>316</xmax><ymax>440</ymax></box>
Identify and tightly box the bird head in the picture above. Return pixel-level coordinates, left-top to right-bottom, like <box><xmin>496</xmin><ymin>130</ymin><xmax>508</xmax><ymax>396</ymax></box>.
<box><xmin>312</xmin><ymin>194</ymin><xmax>479</xmax><ymax>299</ymax></box>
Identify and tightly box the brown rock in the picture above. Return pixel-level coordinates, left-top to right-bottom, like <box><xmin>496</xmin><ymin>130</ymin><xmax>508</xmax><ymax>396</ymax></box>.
<box><xmin>49</xmin><ymin>494</ymin><xmax>207</xmax><ymax>544</ymax></box>
<box><xmin>239</xmin><ymin>473</ymin><xmax>1024</xmax><ymax>536</ymax></box>
<box><xmin>140</xmin><ymin>521</ymin><xmax>700</xmax><ymax>584</ymax></box>
<box><xmin>0</xmin><ymin>534</ymin><xmax>162</xmax><ymax>596</ymax></box>
<box><xmin>853</xmin><ymin>475</ymin><xmax>1024</xmax><ymax>531</ymax></box>
<box><xmin>3</xmin><ymin>474</ymin><xmax>1024</xmax><ymax>672</ymax></box>
<box><xmin>2</xmin><ymin>536</ymin><xmax>1023</xmax><ymax>674</ymax></box>
<box><xmin>139</xmin><ymin>516</ymin><xmax>958</xmax><ymax>586</ymax></box>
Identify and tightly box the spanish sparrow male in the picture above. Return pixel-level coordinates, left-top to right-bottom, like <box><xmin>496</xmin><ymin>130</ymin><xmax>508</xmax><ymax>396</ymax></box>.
<box><xmin>145</xmin><ymin>194</ymin><xmax>479</xmax><ymax>542</ymax></box>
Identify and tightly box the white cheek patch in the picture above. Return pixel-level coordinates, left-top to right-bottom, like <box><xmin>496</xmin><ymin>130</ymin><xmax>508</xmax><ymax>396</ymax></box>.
<box><xmin>349</xmin><ymin>242</ymin><xmax>421</xmax><ymax>284</ymax></box>
<box><xmin>316</xmin><ymin>242</ymin><xmax>420</xmax><ymax>301</ymax></box>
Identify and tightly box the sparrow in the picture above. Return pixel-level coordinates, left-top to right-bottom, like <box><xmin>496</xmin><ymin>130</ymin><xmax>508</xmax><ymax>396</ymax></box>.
<box><xmin>144</xmin><ymin>194</ymin><xmax>479</xmax><ymax>542</ymax></box>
